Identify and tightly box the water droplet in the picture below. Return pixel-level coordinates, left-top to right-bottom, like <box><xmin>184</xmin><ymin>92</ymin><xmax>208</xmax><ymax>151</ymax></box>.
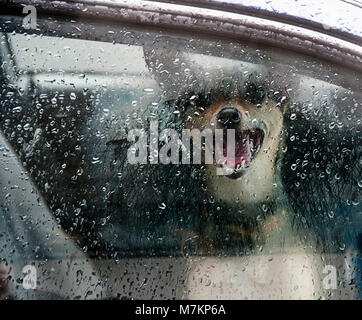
<box><xmin>329</xmin><ymin>122</ymin><xmax>336</xmax><ymax>129</ymax></box>
<box><xmin>159</xmin><ymin>203</ymin><xmax>166</xmax><ymax>210</ymax></box>
<box><xmin>12</xmin><ymin>106</ymin><xmax>22</xmax><ymax>113</ymax></box>
<box><xmin>328</xmin><ymin>211</ymin><xmax>334</xmax><ymax>218</ymax></box>
<box><xmin>92</xmin><ymin>157</ymin><xmax>100</xmax><ymax>164</ymax></box>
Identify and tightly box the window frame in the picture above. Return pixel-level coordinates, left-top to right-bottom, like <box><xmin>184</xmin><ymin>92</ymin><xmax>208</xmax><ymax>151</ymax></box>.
<box><xmin>2</xmin><ymin>0</ymin><xmax>362</xmax><ymax>72</ymax></box>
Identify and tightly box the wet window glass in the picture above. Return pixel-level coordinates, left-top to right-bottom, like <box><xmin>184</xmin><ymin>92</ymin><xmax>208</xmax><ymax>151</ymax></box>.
<box><xmin>0</xmin><ymin>14</ymin><xmax>361</xmax><ymax>300</ymax></box>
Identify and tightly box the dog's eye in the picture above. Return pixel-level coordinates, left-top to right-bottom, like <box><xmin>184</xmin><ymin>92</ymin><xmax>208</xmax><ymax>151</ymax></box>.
<box><xmin>245</xmin><ymin>83</ymin><xmax>266</xmax><ymax>105</ymax></box>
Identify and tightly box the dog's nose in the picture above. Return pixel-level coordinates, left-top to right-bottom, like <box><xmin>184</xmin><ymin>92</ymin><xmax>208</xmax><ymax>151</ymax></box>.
<box><xmin>217</xmin><ymin>108</ymin><xmax>242</xmax><ymax>127</ymax></box>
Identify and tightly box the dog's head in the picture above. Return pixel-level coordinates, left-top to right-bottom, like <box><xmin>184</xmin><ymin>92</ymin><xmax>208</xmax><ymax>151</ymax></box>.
<box><xmin>144</xmin><ymin>48</ymin><xmax>291</xmax><ymax>206</ymax></box>
<box><xmin>179</xmin><ymin>73</ymin><xmax>290</xmax><ymax>205</ymax></box>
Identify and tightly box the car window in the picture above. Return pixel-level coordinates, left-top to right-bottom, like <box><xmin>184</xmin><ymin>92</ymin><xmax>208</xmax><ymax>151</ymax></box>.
<box><xmin>0</xmin><ymin>13</ymin><xmax>361</xmax><ymax>300</ymax></box>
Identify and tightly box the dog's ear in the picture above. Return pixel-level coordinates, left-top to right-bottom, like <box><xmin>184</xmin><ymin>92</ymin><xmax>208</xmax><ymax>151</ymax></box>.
<box><xmin>275</xmin><ymin>89</ymin><xmax>292</xmax><ymax>114</ymax></box>
<box><xmin>143</xmin><ymin>42</ymin><xmax>203</xmax><ymax>101</ymax></box>
<box><xmin>263</xmin><ymin>63</ymin><xmax>301</xmax><ymax>114</ymax></box>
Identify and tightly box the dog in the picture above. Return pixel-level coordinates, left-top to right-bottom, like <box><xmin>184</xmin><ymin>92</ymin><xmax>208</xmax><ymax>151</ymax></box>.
<box><xmin>143</xmin><ymin>48</ymin><xmax>360</xmax><ymax>299</ymax></box>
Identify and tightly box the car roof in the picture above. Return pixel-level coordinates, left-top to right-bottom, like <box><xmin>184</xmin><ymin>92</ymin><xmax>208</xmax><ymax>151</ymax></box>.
<box><xmin>146</xmin><ymin>0</ymin><xmax>362</xmax><ymax>42</ymax></box>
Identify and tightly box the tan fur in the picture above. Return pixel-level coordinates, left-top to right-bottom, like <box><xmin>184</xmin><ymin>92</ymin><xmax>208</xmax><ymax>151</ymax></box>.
<box><xmin>185</xmin><ymin>97</ymin><xmax>284</xmax><ymax>204</ymax></box>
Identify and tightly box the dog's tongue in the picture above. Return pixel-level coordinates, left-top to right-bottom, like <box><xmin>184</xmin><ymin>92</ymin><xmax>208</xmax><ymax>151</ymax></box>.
<box><xmin>224</xmin><ymin>131</ymin><xmax>252</xmax><ymax>169</ymax></box>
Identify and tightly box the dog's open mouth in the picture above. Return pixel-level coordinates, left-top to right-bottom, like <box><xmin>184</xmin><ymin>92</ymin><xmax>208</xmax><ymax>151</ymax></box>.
<box><xmin>218</xmin><ymin>128</ymin><xmax>265</xmax><ymax>179</ymax></box>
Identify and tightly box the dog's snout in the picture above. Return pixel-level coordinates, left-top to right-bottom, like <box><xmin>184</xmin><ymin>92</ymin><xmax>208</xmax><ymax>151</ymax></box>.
<box><xmin>217</xmin><ymin>108</ymin><xmax>242</xmax><ymax>127</ymax></box>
